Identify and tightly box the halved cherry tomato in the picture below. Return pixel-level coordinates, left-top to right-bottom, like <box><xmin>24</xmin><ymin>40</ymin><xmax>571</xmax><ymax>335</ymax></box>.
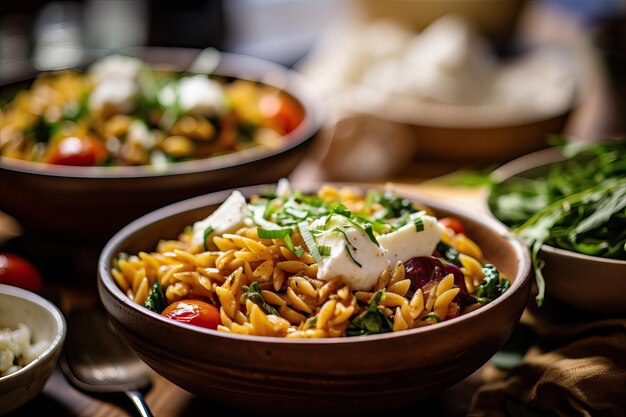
<box><xmin>162</xmin><ymin>300</ymin><xmax>221</xmax><ymax>330</ymax></box>
<box><xmin>47</xmin><ymin>136</ymin><xmax>108</xmax><ymax>166</ymax></box>
<box><xmin>439</xmin><ymin>217</ymin><xmax>466</xmax><ymax>235</ymax></box>
<box><xmin>259</xmin><ymin>93</ymin><xmax>304</xmax><ymax>134</ymax></box>
<box><xmin>0</xmin><ymin>253</ymin><xmax>44</xmax><ymax>294</ymax></box>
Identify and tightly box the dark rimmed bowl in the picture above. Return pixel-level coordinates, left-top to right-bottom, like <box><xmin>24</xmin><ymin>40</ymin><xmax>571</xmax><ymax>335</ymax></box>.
<box><xmin>487</xmin><ymin>147</ymin><xmax>626</xmax><ymax>315</ymax></box>
<box><xmin>98</xmin><ymin>184</ymin><xmax>531</xmax><ymax>415</ymax></box>
<box><xmin>0</xmin><ymin>48</ymin><xmax>323</xmax><ymax>278</ymax></box>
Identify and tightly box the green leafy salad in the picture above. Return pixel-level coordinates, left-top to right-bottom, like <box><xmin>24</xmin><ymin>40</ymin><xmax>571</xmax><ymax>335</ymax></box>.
<box><xmin>489</xmin><ymin>140</ymin><xmax>626</xmax><ymax>305</ymax></box>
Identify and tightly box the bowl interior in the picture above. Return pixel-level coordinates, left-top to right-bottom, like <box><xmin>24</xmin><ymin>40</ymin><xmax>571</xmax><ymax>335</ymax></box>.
<box><xmin>0</xmin><ymin>47</ymin><xmax>323</xmax><ymax>179</ymax></box>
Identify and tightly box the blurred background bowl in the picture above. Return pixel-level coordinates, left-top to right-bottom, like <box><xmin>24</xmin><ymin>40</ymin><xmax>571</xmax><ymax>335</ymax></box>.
<box><xmin>352</xmin><ymin>0</ymin><xmax>527</xmax><ymax>47</ymax></box>
<box><xmin>324</xmin><ymin>90</ymin><xmax>573</xmax><ymax>176</ymax></box>
<box><xmin>297</xmin><ymin>10</ymin><xmax>579</xmax><ymax>181</ymax></box>
<box><xmin>0</xmin><ymin>284</ymin><xmax>66</xmax><ymax>415</ymax></box>
<box><xmin>0</xmin><ymin>47</ymin><xmax>323</xmax><ymax>279</ymax></box>
<box><xmin>487</xmin><ymin>147</ymin><xmax>626</xmax><ymax>315</ymax></box>
<box><xmin>98</xmin><ymin>184</ymin><xmax>531</xmax><ymax>414</ymax></box>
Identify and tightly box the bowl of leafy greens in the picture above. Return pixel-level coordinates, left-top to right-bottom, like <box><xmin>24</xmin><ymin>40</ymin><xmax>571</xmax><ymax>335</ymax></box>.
<box><xmin>488</xmin><ymin>140</ymin><xmax>626</xmax><ymax>314</ymax></box>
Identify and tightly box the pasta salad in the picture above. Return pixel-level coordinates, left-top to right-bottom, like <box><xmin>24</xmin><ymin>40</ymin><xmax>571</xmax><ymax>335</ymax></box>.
<box><xmin>112</xmin><ymin>181</ymin><xmax>510</xmax><ymax>338</ymax></box>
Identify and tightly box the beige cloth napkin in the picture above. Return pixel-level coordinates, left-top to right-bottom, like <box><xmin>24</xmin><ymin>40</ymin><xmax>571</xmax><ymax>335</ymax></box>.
<box><xmin>469</xmin><ymin>305</ymin><xmax>626</xmax><ymax>417</ymax></box>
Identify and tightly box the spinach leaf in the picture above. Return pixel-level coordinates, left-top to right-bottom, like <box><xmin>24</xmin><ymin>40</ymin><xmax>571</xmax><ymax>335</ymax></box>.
<box><xmin>346</xmin><ymin>290</ymin><xmax>393</xmax><ymax>336</ymax></box>
<box><xmin>144</xmin><ymin>280</ymin><xmax>167</xmax><ymax>314</ymax></box>
<box><xmin>437</xmin><ymin>242</ymin><xmax>462</xmax><ymax>266</ymax></box>
<box><xmin>474</xmin><ymin>264</ymin><xmax>510</xmax><ymax>302</ymax></box>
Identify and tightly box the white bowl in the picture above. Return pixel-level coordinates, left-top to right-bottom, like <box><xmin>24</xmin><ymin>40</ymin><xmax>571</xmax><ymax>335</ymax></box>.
<box><xmin>0</xmin><ymin>285</ymin><xmax>66</xmax><ymax>415</ymax></box>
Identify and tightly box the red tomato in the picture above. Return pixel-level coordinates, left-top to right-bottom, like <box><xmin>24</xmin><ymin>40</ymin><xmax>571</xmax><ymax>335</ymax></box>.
<box><xmin>162</xmin><ymin>300</ymin><xmax>221</xmax><ymax>330</ymax></box>
<box><xmin>0</xmin><ymin>253</ymin><xmax>44</xmax><ymax>293</ymax></box>
<box><xmin>47</xmin><ymin>136</ymin><xmax>108</xmax><ymax>166</ymax></box>
<box><xmin>259</xmin><ymin>93</ymin><xmax>304</xmax><ymax>134</ymax></box>
<box><xmin>439</xmin><ymin>217</ymin><xmax>466</xmax><ymax>235</ymax></box>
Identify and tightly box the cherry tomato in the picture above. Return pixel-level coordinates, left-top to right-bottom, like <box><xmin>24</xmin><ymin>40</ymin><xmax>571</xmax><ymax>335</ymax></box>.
<box><xmin>47</xmin><ymin>136</ymin><xmax>108</xmax><ymax>166</ymax></box>
<box><xmin>0</xmin><ymin>253</ymin><xmax>44</xmax><ymax>294</ymax></box>
<box><xmin>162</xmin><ymin>300</ymin><xmax>221</xmax><ymax>330</ymax></box>
<box><xmin>259</xmin><ymin>93</ymin><xmax>304</xmax><ymax>134</ymax></box>
<box><xmin>439</xmin><ymin>217</ymin><xmax>466</xmax><ymax>235</ymax></box>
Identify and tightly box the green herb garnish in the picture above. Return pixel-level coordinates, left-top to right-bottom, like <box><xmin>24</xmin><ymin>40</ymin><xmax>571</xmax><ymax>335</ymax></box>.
<box><xmin>474</xmin><ymin>264</ymin><xmax>510</xmax><ymax>302</ymax></box>
<box><xmin>202</xmin><ymin>226</ymin><xmax>214</xmax><ymax>251</ymax></box>
<box><xmin>242</xmin><ymin>281</ymin><xmax>280</xmax><ymax>316</ymax></box>
<box><xmin>257</xmin><ymin>227</ymin><xmax>304</xmax><ymax>257</ymax></box>
<box><xmin>298</xmin><ymin>221</ymin><xmax>321</xmax><ymax>263</ymax></box>
<box><xmin>437</xmin><ymin>242</ymin><xmax>461</xmax><ymax>266</ymax></box>
<box><xmin>346</xmin><ymin>290</ymin><xmax>393</xmax><ymax>336</ymax></box>
<box><xmin>144</xmin><ymin>280</ymin><xmax>167</xmax><ymax>314</ymax></box>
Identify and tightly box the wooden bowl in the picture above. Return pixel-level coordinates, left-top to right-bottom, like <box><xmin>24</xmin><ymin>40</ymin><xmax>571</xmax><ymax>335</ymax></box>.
<box><xmin>98</xmin><ymin>184</ymin><xmax>531</xmax><ymax>414</ymax></box>
<box><xmin>0</xmin><ymin>48</ymin><xmax>323</xmax><ymax>278</ymax></box>
<box><xmin>0</xmin><ymin>285</ymin><xmax>66</xmax><ymax>415</ymax></box>
<box><xmin>488</xmin><ymin>148</ymin><xmax>626</xmax><ymax>315</ymax></box>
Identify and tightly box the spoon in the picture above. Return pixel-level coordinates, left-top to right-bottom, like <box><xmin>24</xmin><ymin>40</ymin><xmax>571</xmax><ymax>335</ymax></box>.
<box><xmin>61</xmin><ymin>309</ymin><xmax>154</xmax><ymax>417</ymax></box>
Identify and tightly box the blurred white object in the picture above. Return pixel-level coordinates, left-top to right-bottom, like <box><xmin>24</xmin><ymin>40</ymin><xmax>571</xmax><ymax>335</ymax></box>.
<box><xmin>298</xmin><ymin>15</ymin><xmax>578</xmax><ymax>180</ymax></box>
<box><xmin>33</xmin><ymin>2</ymin><xmax>84</xmax><ymax>71</ymax></box>
<box><xmin>88</xmin><ymin>55</ymin><xmax>144</xmax><ymax>114</ymax></box>
<box><xmin>301</xmin><ymin>15</ymin><xmax>576</xmax><ymax>112</ymax></box>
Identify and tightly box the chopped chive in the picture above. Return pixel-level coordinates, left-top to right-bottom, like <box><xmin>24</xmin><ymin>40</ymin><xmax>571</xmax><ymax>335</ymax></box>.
<box><xmin>413</xmin><ymin>217</ymin><xmax>424</xmax><ymax>232</ymax></box>
<box><xmin>344</xmin><ymin>243</ymin><xmax>362</xmax><ymax>268</ymax></box>
<box><xmin>318</xmin><ymin>245</ymin><xmax>331</xmax><ymax>256</ymax></box>
<box><xmin>202</xmin><ymin>225</ymin><xmax>215</xmax><ymax>251</ymax></box>
<box><xmin>257</xmin><ymin>227</ymin><xmax>292</xmax><ymax>239</ymax></box>
<box><xmin>284</xmin><ymin>234</ymin><xmax>305</xmax><ymax>258</ymax></box>
<box><xmin>298</xmin><ymin>221</ymin><xmax>321</xmax><ymax>263</ymax></box>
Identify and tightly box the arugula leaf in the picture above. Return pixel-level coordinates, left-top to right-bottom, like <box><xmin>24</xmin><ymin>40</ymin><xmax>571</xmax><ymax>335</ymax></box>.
<box><xmin>346</xmin><ymin>290</ymin><xmax>393</xmax><ymax>336</ymax></box>
<box><xmin>144</xmin><ymin>280</ymin><xmax>167</xmax><ymax>314</ymax></box>
<box><xmin>242</xmin><ymin>282</ymin><xmax>281</xmax><ymax>316</ymax></box>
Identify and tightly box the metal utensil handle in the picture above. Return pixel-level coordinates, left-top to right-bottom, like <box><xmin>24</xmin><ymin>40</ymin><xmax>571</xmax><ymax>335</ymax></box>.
<box><xmin>126</xmin><ymin>390</ymin><xmax>155</xmax><ymax>417</ymax></box>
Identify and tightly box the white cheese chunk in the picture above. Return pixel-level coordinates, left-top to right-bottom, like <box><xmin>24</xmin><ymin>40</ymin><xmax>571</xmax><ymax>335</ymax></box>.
<box><xmin>178</xmin><ymin>75</ymin><xmax>228</xmax><ymax>117</ymax></box>
<box><xmin>192</xmin><ymin>191</ymin><xmax>250</xmax><ymax>246</ymax></box>
<box><xmin>89</xmin><ymin>55</ymin><xmax>143</xmax><ymax>84</ymax></box>
<box><xmin>88</xmin><ymin>55</ymin><xmax>143</xmax><ymax>114</ymax></box>
<box><xmin>312</xmin><ymin>215</ymin><xmax>389</xmax><ymax>291</ymax></box>
<box><xmin>89</xmin><ymin>78</ymin><xmax>139</xmax><ymax>114</ymax></box>
<box><xmin>377</xmin><ymin>214</ymin><xmax>444</xmax><ymax>264</ymax></box>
